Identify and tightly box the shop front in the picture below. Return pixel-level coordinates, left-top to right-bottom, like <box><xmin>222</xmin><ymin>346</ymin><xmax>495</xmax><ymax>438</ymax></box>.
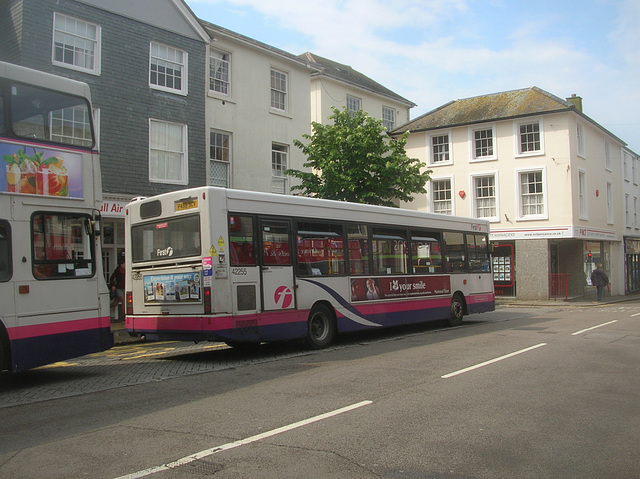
<box><xmin>100</xmin><ymin>196</ymin><xmax>130</xmax><ymax>283</ymax></box>
<box><xmin>491</xmin><ymin>226</ymin><xmax>618</xmax><ymax>300</ymax></box>
<box><xmin>624</xmin><ymin>237</ymin><xmax>640</xmax><ymax>293</ymax></box>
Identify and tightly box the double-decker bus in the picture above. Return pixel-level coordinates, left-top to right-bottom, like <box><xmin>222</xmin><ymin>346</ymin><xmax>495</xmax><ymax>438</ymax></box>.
<box><xmin>0</xmin><ymin>62</ymin><xmax>113</xmax><ymax>372</ymax></box>
<box><xmin>125</xmin><ymin>187</ymin><xmax>494</xmax><ymax>348</ymax></box>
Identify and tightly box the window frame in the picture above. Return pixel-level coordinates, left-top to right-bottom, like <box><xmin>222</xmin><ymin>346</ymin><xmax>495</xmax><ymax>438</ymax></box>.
<box><xmin>209</xmin><ymin>48</ymin><xmax>231</xmax><ymax>96</ymax></box>
<box><xmin>209</xmin><ymin>129</ymin><xmax>231</xmax><ymax>188</ymax></box>
<box><xmin>382</xmin><ymin>106</ymin><xmax>395</xmax><ymax>131</ymax></box>
<box><xmin>515</xmin><ymin>167</ymin><xmax>548</xmax><ymax>221</ymax></box>
<box><xmin>578</xmin><ymin>169</ymin><xmax>588</xmax><ymax>220</ymax></box>
<box><xmin>346</xmin><ymin>95</ymin><xmax>362</xmax><ymax>116</ymax></box>
<box><xmin>606</xmin><ymin>181</ymin><xmax>614</xmax><ymax>225</ymax></box>
<box><xmin>149</xmin><ymin>42</ymin><xmax>188</xmax><ymax>96</ymax></box>
<box><xmin>428</xmin><ymin>131</ymin><xmax>452</xmax><ymax>166</ymax></box>
<box><xmin>469</xmin><ymin>125</ymin><xmax>497</xmax><ymax>161</ymax></box>
<box><xmin>52</xmin><ymin>12</ymin><xmax>101</xmax><ymax>75</ymax></box>
<box><xmin>271</xmin><ymin>142</ymin><xmax>289</xmax><ymax>194</ymax></box>
<box><xmin>576</xmin><ymin>123</ymin><xmax>585</xmax><ymax>158</ymax></box>
<box><xmin>270</xmin><ymin>68</ymin><xmax>288</xmax><ymax>112</ymax></box>
<box><xmin>430</xmin><ymin>177</ymin><xmax>454</xmax><ymax>215</ymax></box>
<box><xmin>623</xmin><ymin>151</ymin><xmax>631</xmax><ymax>182</ymax></box>
<box><xmin>470</xmin><ymin>172</ymin><xmax>499</xmax><ymax>222</ymax></box>
<box><xmin>514</xmin><ymin>117</ymin><xmax>544</xmax><ymax>157</ymax></box>
<box><xmin>604</xmin><ymin>141</ymin><xmax>612</xmax><ymax>171</ymax></box>
<box><xmin>625</xmin><ymin>194</ymin><xmax>630</xmax><ymax>227</ymax></box>
<box><xmin>148</xmin><ymin>119</ymin><xmax>188</xmax><ymax>185</ymax></box>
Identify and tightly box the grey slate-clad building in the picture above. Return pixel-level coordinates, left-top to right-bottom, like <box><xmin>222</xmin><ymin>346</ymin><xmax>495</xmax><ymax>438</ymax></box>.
<box><xmin>0</xmin><ymin>0</ymin><xmax>209</xmax><ymax>278</ymax></box>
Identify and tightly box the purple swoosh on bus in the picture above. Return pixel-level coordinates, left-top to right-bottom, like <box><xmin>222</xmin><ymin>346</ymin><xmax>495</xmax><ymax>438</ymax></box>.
<box><xmin>298</xmin><ymin>278</ymin><xmax>382</xmax><ymax>327</ymax></box>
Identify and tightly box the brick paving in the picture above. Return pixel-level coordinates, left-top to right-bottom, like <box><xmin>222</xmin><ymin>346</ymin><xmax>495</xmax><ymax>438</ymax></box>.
<box><xmin>0</xmin><ymin>341</ymin><xmax>315</xmax><ymax>408</ymax></box>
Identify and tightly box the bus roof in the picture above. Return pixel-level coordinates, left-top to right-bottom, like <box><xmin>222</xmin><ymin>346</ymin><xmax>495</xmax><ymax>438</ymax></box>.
<box><xmin>129</xmin><ymin>186</ymin><xmax>490</xmax><ymax>234</ymax></box>
<box><xmin>0</xmin><ymin>61</ymin><xmax>92</xmax><ymax>101</ymax></box>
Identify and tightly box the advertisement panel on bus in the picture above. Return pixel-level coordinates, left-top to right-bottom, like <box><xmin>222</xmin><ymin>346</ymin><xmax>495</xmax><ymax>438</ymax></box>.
<box><xmin>1</xmin><ymin>141</ymin><xmax>84</xmax><ymax>198</ymax></box>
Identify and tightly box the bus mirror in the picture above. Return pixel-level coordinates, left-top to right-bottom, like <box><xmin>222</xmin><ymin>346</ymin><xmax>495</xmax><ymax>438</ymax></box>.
<box><xmin>84</xmin><ymin>218</ymin><xmax>93</xmax><ymax>236</ymax></box>
<box><xmin>92</xmin><ymin>212</ymin><xmax>102</xmax><ymax>237</ymax></box>
<box><xmin>84</xmin><ymin>216</ymin><xmax>101</xmax><ymax>237</ymax></box>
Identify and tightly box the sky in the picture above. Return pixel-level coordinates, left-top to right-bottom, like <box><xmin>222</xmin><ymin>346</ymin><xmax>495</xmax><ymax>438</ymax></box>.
<box><xmin>187</xmin><ymin>0</ymin><xmax>640</xmax><ymax>153</ymax></box>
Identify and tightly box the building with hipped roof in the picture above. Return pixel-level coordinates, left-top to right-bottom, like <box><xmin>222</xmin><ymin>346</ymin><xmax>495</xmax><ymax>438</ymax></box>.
<box><xmin>300</xmin><ymin>53</ymin><xmax>415</xmax><ymax>132</ymax></box>
<box><xmin>392</xmin><ymin>86</ymin><xmax>640</xmax><ymax>300</ymax></box>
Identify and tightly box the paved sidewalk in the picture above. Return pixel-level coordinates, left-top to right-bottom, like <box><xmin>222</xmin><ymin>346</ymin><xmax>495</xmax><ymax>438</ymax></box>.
<box><xmin>110</xmin><ymin>321</ymin><xmax>141</xmax><ymax>346</ymax></box>
<box><xmin>497</xmin><ymin>292</ymin><xmax>640</xmax><ymax>308</ymax></box>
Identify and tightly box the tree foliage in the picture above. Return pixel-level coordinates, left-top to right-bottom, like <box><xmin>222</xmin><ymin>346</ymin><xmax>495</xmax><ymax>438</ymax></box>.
<box><xmin>287</xmin><ymin>107</ymin><xmax>431</xmax><ymax>207</ymax></box>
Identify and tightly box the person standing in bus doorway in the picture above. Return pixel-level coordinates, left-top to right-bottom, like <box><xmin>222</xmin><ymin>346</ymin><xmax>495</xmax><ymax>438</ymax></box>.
<box><xmin>110</xmin><ymin>254</ymin><xmax>126</xmax><ymax>321</ymax></box>
<box><xmin>590</xmin><ymin>263</ymin><xmax>609</xmax><ymax>302</ymax></box>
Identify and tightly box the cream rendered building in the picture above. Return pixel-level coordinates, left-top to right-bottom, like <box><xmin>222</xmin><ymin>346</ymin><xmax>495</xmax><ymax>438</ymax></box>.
<box><xmin>394</xmin><ymin>87</ymin><xmax>640</xmax><ymax>300</ymax></box>
<box><xmin>201</xmin><ymin>22</ymin><xmax>321</xmax><ymax>194</ymax></box>
<box><xmin>199</xmin><ymin>23</ymin><xmax>417</xmax><ymax>196</ymax></box>
<box><xmin>300</xmin><ymin>53</ymin><xmax>415</xmax><ymax>131</ymax></box>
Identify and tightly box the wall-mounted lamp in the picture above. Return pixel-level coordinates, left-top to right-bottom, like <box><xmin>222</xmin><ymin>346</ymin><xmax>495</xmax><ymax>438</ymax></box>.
<box><xmin>459</xmin><ymin>190</ymin><xmax>466</xmax><ymax>198</ymax></box>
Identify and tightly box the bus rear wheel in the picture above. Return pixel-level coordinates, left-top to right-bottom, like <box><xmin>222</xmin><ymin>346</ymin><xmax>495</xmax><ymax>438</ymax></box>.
<box><xmin>448</xmin><ymin>294</ymin><xmax>464</xmax><ymax>327</ymax></box>
<box><xmin>306</xmin><ymin>304</ymin><xmax>336</xmax><ymax>349</ymax></box>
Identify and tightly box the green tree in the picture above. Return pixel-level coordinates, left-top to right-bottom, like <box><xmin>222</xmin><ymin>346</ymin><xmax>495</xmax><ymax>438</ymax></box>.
<box><xmin>287</xmin><ymin>107</ymin><xmax>431</xmax><ymax>207</ymax></box>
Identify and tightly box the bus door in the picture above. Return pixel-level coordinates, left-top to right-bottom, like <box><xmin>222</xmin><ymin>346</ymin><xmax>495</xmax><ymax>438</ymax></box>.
<box><xmin>260</xmin><ymin>219</ymin><xmax>295</xmax><ymax>311</ymax></box>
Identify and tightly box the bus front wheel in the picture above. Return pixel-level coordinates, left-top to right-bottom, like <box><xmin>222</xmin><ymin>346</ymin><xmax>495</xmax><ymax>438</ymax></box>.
<box><xmin>448</xmin><ymin>294</ymin><xmax>465</xmax><ymax>327</ymax></box>
<box><xmin>306</xmin><ymin>304</ymin><xmax>336</xmax><ymax>349</ymax></box>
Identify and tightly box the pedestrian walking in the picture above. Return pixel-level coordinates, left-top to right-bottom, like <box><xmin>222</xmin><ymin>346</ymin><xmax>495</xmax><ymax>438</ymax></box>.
<box><xmin>110</xmin><ymin>254</ymin><xmax>126</xmax><ymax>321</ymax></box>
<box><xmin>590</xmin><ymin>263</ymin><xmax>609</xmax><ymax>302</ymax></box>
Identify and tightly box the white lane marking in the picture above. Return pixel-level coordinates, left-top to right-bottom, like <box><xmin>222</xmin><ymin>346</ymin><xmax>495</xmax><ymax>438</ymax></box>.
<box><xmin>115</xmin><ymin>400</ymin><xmax>373</xmax><ymax>479</ymax></box>
<box><xmin>571</xmin><ymin>320</ymin><xmax>618</xmax><ymax>336</ymax></box>
<box><xmin>441</xmin><ymin>343</ymin><xmax>547</xmax><ymax>379</ymax></box>
<box><xmin>631</xmin><ymin>313</ymin><xmax>640</xmax><ymax>317</ymax></box>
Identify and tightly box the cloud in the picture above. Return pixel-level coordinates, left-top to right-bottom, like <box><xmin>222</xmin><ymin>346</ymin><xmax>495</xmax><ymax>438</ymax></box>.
<box><xmin>189</xmin><ymin>0</ymin><xmax>640</xmax><ymax>151</ymax></box>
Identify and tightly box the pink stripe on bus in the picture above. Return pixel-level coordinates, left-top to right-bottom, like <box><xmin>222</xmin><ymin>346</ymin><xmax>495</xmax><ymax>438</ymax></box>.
<box><xmin>7</xmin><ymin>316</ymin><xmax>111</xmax><ymax>341</ymax></box>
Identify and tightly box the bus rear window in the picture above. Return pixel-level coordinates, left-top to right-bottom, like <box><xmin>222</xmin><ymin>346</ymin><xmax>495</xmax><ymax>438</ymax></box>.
<box><xmin>131</xmin><ymin>215</ymin><xmax>200</xmax><ymax>263</ymax></box>
<box><xmin>31</xmin><ymin>213</ymin><xmax>95</xmax><ymax>279</ymax></box>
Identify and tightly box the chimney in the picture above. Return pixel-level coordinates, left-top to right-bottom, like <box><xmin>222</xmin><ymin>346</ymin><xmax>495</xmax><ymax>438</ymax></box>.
<box><xmin>566</xmin><ymin>93</ymin><xmax>583</xmax><ymax>112</ymax></box>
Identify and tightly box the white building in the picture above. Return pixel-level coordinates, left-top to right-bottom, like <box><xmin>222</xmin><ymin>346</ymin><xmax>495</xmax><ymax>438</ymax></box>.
<box><xmin>394</xmin><ymin>87</ymin><xmax>640</xmax><ymax>300</ymax></box>
<box><xmin>300</xmin><ymin>53</ymin><xmax>415</xmax><ymax>130</ymax></box>
<box><xmin>201</xmin><ymin>22</ymin><xmax>322</xmax><ymax>194</ymax></box>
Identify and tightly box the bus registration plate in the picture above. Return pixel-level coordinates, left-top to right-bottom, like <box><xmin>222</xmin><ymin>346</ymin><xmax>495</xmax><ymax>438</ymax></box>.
<box><xmin>176</xmin><ymin>199</ymin><xmax>198</xmax><ymax>211</ymax></box>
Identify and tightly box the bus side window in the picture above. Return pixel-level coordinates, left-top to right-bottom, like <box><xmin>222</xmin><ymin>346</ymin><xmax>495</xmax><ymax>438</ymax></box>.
<box><xmin>261</xmin><ymin>221</ymin><xmax>291</xmax><ymax>266</ymax></box>
<box><xmin>229</xmin><ymin>215</ymin><xmax>255</xmax><ymax>266</ymax></box>
<box><xmin>372</xmin><ymin>227</ymin><xmax>408</xmax><ymax>275</ymax></box>
<box><xmin>411</xmin><ymin>230</ymin><xmax>442</xmax><ymax>274</ymax></box>
<box><xmin>347</xmin><ymin>224</ymin><xmax>369</xmax><ymax>275</ymax></box>
<box><xmin>467</xmin><ymin>233</ymin><xmax>490</xmax><ymax>272</ymax></box>
<box><xmin>296</xmin><ymin>221</ymin><xmax>345</xmax><ymax>276</ymax></box>
<box><xmin>0</xmin><ymin>221</ymin><xmax>11</xmax><ymax>282</ymax></box>
<box><xmin>443</xmin><ymin>231</ymin><xmax>467</xmax><ymax>273</ymax></box>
